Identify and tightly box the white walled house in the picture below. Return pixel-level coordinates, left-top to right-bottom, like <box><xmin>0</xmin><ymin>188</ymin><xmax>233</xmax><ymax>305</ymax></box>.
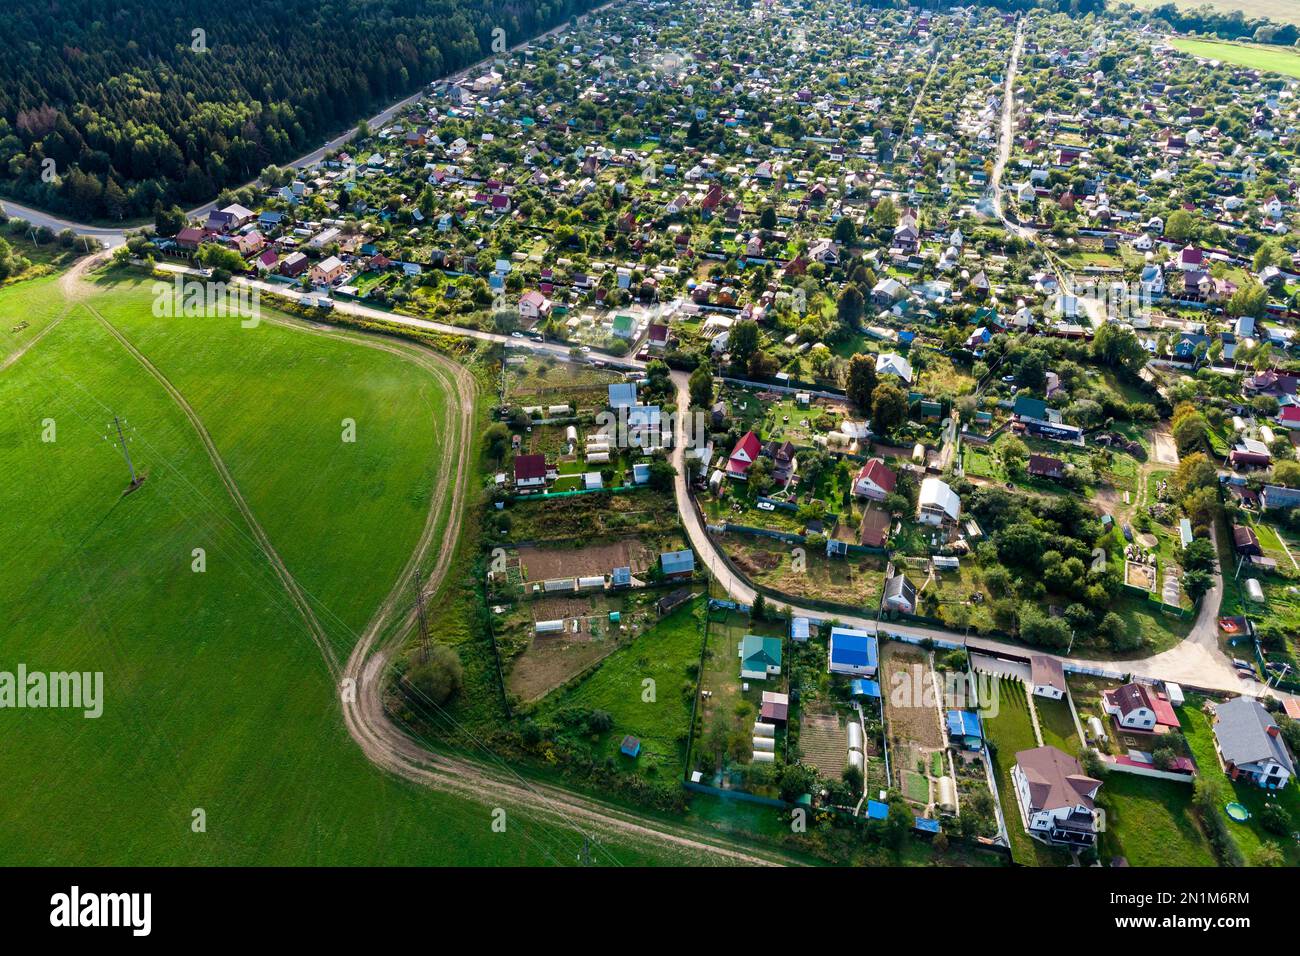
<box><xmin>917</xmin><ymin>477</ymin><xmax>960</xmax><ymax>527</ymax></box>
<box><xmin>1212</xmin><ymin>697</ymin><xmax>1295</xmax><ymax>790</ymax></box>
<box><xmin>1012</xmin><ymin>745</ymin><xmax>1102</xmax><ymax>847</ymax></box>
<box><xmin>1029</xmin><ymin>654</ymin><xmax>1066</xmax><ymax>700</ymax></box>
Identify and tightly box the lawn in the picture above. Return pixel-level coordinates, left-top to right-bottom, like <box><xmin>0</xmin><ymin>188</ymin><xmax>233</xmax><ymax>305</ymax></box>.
<box><xmin>1172</xmin><ymin>37</ymin><xmax>1300</xmax><ymax>79</ymax></box>
<box><xmin>1095</xmin><ymin>772</ymin><xmax>1217</xmax><ymax>867</ymax></box>
<box><xmin>0</xmin><ymin>276</ymin><xmax>691</xmax><ymax>866</ymax></box>
<box><xmin>980</xmin><ymin>678</ymin><xmax>1068</xmax><ymax>866</ymax></box>
<box><xmin>1182</xmin><ymin>701</ymin><xmax>1300</xmax><ymax>866</ymax></box>
<box><xmin>1035</xmin><ymin>695</ymin><xmax>1082</xmax><ymax>756</ymax></box>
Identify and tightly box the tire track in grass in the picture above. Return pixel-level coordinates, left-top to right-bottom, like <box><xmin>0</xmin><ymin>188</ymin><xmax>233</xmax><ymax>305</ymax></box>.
<box><xmin>85</xmin><ymin>300</ymin><xmax>341</xmax><ymax>680</ymax></box>
<box><xmin>81</xmin><ymin>268</ymin><xmax>794</xmax><ymax>865</ymax></box>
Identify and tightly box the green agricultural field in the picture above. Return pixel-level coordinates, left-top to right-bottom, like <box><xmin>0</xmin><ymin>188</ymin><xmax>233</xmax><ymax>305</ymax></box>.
<box><xmin>1172</xmin><ymin>37</ymin><xmax>1300</xmax><ymax>79</ymax></box>
<box><xmin>1130</xmin><ymin>0</ymin><xmax>1300</xmax><ymax>27</ymax></box>
<box><xmin>0</xmin><ymin>274</ymin><xmax>74</xmax><ymax>361</ymax></box>
<box><xmin>85</xmin><ymin>275</ymin><xmax>445</xmax><ymax>653</ymax></box>
<box><xmin>0</xmin><ymin>273</ymin><xmax>695</xmax><ymax>866</ymax></box>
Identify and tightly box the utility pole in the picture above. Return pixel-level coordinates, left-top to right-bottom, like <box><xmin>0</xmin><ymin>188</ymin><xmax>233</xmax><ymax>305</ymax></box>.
<box><xmin>413</xmin><ymin>566</ymin><xmax>431</xmax><ymax>660</ymax></box>
<box><xmin>105</xmin><ymin>416</ymin><xmax>141</xmax><ymax>490</ymax></box>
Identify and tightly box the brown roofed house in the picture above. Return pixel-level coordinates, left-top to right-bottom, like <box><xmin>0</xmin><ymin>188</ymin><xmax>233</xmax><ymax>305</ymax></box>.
<box><xmin>1027</xmin><ymin>454</ymin><xmax>1065</xmax><ymax>480</ymax></box>
<box><xmin>1029</xmin><ymin>654</ymin><xmax>1066</xmax><ymax>699</ymax></box>
<box><xmin>1011</xmin><ymin>745</ymin><xmax>1102</xmax><ymax>847</ymax></box>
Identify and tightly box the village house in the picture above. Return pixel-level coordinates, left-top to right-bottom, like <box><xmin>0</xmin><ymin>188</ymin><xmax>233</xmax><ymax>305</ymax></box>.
<box><xmin>917</xmin><ymin>477</ymin><xmax>961</xmax><ymax>527</ymax></box>
<box><xmin>1211</xmin><ymin>697</ymin><xmax>1295</xmax><ymax>790</ymax></box>
<box><xmin>739</xmin><ymin>635</ymin><xmax>783</xmax><ymax>680</ymax></box>
<box><xmin>1102</xmin><ymin>682</ymin><xmax>1180</xmax><ymax>733</ymax></box>
<box><xmin>827</xmin><ymin>626</ymin><xmax>879</xmax><ymax>678</ymax></box>
<box><xmin>1012</xmin><ymin>745</ymin><xmax>1102</xmax><ymax>847</ymax></box>
<box><xmin>853</xmin><ymin>458</ymin><xmax>897</xmax><ymax>500</ymax></box>
<box><xmin>310</xmin><ymin>255</ymin><xmax>347</xmax><ymax>286</ymax></box>
<box><xmin>512</xmin><ymin>453</ymin><xmax>548</xmax><ymax>490</ymax></box>
<box><xmin>1029</xmin><ymin>654</ymin><xmax>1066</xmax><ymax>700</ymax></box>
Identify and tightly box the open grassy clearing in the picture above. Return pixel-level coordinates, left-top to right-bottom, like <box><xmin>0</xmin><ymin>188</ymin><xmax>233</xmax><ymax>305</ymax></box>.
<box><xmin>727</xmin><ymin>535</ymin><xmax>886</xmax><ymax>607</ymax></box>
<box><xmin>84</xmin><ymin>275</ymin><xmax>443</xmax><ymax>654</ymax></box>
<box><xmin>1172</xmin><ymin>37</ymin><xmax>1300</xmax><ymax>79</ymax></box>
<box><xmin>534</xmin><ymin>598</ymin><xmax>705</xmax><ymax>780</ymax></box>
<box><xmin>0</xmin><ymin>277</ymin><xmax>695</xmax><ymax>866</ymax></box>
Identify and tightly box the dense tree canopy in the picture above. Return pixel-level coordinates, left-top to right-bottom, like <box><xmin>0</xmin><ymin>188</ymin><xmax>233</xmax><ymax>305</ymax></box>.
<box><xmin>0</xmin><ymin>0</ymin><xmax>600</xmax><ymax>219</ymax></box>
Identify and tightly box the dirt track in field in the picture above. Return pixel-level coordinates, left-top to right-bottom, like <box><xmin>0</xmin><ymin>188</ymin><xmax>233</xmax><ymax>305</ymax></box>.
<box><xmin>55</xmin><ymin>258</ymin><xmax>791</xmax><ymax>865</ymax></box>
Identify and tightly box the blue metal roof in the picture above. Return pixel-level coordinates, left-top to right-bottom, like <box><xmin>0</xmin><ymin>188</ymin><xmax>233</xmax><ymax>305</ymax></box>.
<box><xmin>866</xmin><ymin>799</ymin><xmax>889</xmax><ymax>820</ymax></box>
<box><xmin>829</xmin><ymin>627</ymin><xmax>878</xmax><ymax>667</ymax></box>
<box><xmin>913</xmin><ymin>817</ymin><xmax>941</xmax><ymax>833</ymax></box>
<box><xmin>608</xmin><ymin>382</ymin><xmax>637</xmax><ymax>408</ymax></box>
<box><xmin>946</xmin><ymin>709</ymin><xmax>982</xmax><ymax>739</ymax></box>
<box><xmin>851</xmin><ymin>679</ymin><xmax>882</xmax><ymax>699</ymax></box>
<box><xmin>660</xmin><ymin>550</ymin><xmax>695</xmax><ymax>574</ymax></box>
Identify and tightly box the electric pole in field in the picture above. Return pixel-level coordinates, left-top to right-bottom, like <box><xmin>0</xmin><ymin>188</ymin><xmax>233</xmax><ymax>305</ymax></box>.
<box><xmin>105</xmin><ymin>416</ymin><xmax>144</xmax><ymax>492</ymax></box>
<box><xmin>413</xmin><ymin>566</ymin><xmax>431</xmax><ymax>660</ymax></box>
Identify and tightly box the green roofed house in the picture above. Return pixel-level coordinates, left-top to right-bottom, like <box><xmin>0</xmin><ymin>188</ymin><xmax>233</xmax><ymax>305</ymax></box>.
<box><xmin>739</xmin><ymin>635</ymin><xmax>782</xmax><ymax>680</ymax></box>
<box><xmin>612</xmin><ymin>313</ymin><xmax>636</xmax><ymax>339</ymax></box>
<box><xmin>1013</xmin><ymin>395</ymin><xmax>1048</xmax><ymax>422</ymax></box>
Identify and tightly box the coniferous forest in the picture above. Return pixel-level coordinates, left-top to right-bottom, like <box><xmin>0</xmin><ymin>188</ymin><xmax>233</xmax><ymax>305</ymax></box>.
<box><xmin>0</xmin><ymin>0</ymin><xmax>600</xmax><ymax>221</ymax></box>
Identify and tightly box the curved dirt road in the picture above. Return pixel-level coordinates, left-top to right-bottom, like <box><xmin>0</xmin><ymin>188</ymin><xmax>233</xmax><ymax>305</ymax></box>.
<box><xmin>55</xmin><ymin>259</ymin><xmax>792</xmax><ymax>865</ymax></box>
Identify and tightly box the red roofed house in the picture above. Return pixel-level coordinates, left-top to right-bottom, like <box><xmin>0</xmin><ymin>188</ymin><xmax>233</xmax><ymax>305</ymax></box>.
<box><xmin>853</xmin><ymin>458</ymin><xmax>897</xmax><ymax>500</ymax></box>
<box><xmin>175</xmin><ymin>227</ymin><xmax>206</xmax><ymax>252</ymax></box>
<box><xmin>727</xmin><ymin>431</ymin><xmax>762</xmax><ymax>479</ymax></box>
<box><xmin>519</xmin><ymin>290</ymin><xmax>551</xmax><ymax>321</ymax></box>
<box><xmin>1102</xmin><ymin>682</ymin><xmax>1180</xmax><ymax>733</ymax></box>
<box><xmin>513</xmin><ymin>453</ymin><xmax>548</xmax><ymax>490</ymax></box>
<box><xmin>647</xmin><ymin>324</ymin><xmax>670</xmax><ymax>349</ymax></box>
<box><xmin>1277</xmin><ymin>405</ymin><xmax>1300</xmax><ymax>430</ymax></box>
<box><xmin>1177</xmin><ymin>245</ymin><xmax>1204</xmax><ymax>271</ymax></box>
